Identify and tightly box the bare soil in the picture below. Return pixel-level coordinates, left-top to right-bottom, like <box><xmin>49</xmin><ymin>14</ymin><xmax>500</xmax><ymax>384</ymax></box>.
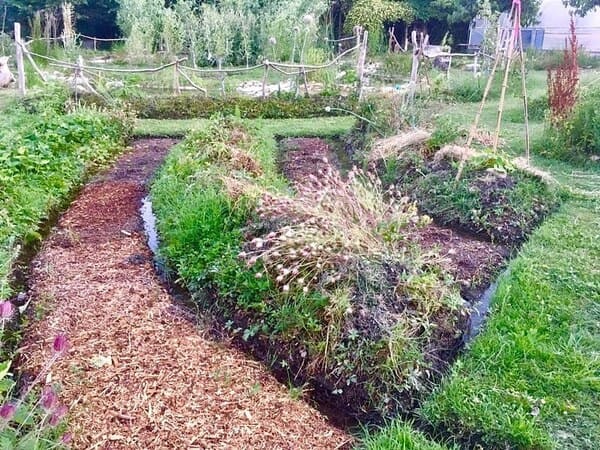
<box><xmin>18</xmin><ymin>139</ymin><xmax>351</xmax><ymax>449</ymax></box>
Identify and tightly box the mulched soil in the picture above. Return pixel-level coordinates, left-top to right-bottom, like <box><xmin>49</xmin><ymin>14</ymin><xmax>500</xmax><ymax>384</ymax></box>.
<box><xmin>279</xmin><ymin>138</ymin><xmax>508</xmax><ymax>300</ymax></box>
<box><xmin>18</xmin><ymin>139</ymin><xmax>351</xmax><ymax>449</ymax></box>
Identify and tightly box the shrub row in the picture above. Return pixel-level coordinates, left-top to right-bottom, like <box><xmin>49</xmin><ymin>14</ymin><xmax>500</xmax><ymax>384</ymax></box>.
<box><xmin>105</xmin><ymin>93</ymin><xmax>358</xmax><ymax>120</ymax></box>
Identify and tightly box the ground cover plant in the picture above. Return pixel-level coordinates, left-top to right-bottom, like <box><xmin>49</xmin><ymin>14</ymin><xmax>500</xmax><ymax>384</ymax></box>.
<box><xmin>0</xmin><ymin>97</ymin><xmax>132</xmax><ymax>302</ymax></box>
<box><xmin>151</xmin><ymin>116</ymin><xmax>473</xmax><ymax>421</ymax></box>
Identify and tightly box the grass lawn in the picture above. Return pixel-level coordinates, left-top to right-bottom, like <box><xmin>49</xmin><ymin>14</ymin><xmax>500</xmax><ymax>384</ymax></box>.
<box><xmin>421</xmin><ymin>197</ymin><xmax>600</xmax><ymax>449</ymax></box>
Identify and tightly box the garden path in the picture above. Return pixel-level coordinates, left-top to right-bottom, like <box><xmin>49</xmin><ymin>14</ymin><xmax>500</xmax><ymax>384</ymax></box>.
<box><xmin>18</xmin><ymin>139</ymin><xmax>351</xmax><ymax>449</ymax></box>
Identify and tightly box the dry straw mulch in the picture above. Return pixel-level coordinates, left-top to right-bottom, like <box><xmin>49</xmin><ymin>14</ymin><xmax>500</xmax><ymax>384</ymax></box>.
<box><xmin>19</xmin><ymin>139</ymin><xmax>351</xmax><ymax>449</ymax></box>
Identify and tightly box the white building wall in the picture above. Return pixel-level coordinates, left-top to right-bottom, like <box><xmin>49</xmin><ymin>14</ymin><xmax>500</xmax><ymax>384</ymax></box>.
<box><xmin>538</xmin><ymin>0</ymin><xmax>600</xmax><ymax>52</ymax></box>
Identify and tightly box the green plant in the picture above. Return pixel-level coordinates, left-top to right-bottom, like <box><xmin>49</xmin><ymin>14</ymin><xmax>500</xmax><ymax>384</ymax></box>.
<box><xmin>537</xmin><ymin>86</ymin><xmax>600</xmax><ymax>161</ymax></box>
<box><xmin>0</xmin><ymin>333</ymin><xmax>71</xmax><ymax>448</ymax></box>
<box><xmin>151</xmin><ymin>117</ymin><xmax>466</xmax><ymax>420</ymax></box>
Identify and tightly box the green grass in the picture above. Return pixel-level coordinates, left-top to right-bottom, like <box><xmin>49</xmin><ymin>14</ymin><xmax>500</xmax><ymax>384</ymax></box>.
<box><xmin>359</xmin><ymin>68</ymin><xmax>600</xmax><ymax>449</ymax></box>
<box><xmin>420</xmin><ymin>198</ymin><xmax>600</xmax><ymax>449</ymax></box>
<box><xmin>135</xmin><ymin>116</ymin><xmax>356</xmax><ymax>138</ymax></box>
<box><xmin>361</xmin><ymin>421</ymin><xmax>454</xmax><ymax>450</ymax></box>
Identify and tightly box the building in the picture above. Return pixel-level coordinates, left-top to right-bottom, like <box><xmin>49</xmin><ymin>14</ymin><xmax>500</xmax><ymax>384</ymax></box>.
<box><xmin>468</xmin><ymin>0</ymin><xmax>600</xmax><ymax>53</ymax></box>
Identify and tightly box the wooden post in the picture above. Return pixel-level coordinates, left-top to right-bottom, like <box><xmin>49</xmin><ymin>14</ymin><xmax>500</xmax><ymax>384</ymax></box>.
<box><xmin>262</xmin><ymin>61</ymin><xmax>269</xmax><ymax>99</ymax></box>
<box><xmin>14</xmin><ymin>22</ymin><xmax>26</xmax><ymax>96</ymax></box>
<box><xmin>355</xmin><ymin>26</ymin><xmax>362</xmax><ymax>74</ymax></box>
<box><xmin>357</xmin><ymin>30</ymin><xmax>368</xmax><ymax>100</ymax></box>
<box><xmin>93</xmin><ymin>37</ymin><xmax>97</xmax><ymax>52</ymax></box>
<box><xmin>173</xmin><ymin>59</ymin><xmax>181</xmax><ymax>95</ymax></box>
<box><xmin>516</xmin><ymin>13</ymin><xmax>531</xmax><ymax>163</ymax></box>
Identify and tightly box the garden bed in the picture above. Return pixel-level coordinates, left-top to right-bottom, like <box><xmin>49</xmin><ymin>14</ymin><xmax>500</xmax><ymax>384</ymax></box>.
<box><xmin>365</xmin><ymin>136</ymin><xmax>562</xmax><ymax>246</ymax></box>
<box><xmin>150</xmin><ymin>118</ymin><xmax>514</xmax><ymax>424</ymax></box>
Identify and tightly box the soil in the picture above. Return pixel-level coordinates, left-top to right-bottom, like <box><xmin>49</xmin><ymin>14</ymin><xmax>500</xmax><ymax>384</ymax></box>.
<box><xmin>18</xmin><ymin>139</ymin><xmax>351</xmax><ymax>449</ymax></box>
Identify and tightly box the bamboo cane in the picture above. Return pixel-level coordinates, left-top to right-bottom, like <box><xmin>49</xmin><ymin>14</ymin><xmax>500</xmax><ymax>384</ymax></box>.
<box><xmin>516</xmin><ymin>10</ymin><xmax>531</xmax><ymax>163</ymax></box>
<box><xmin>467</xmin><ymin>1</ymin><xmax>516</xmax><ymax>147</ymax></box>
<box><xmin>493</xmin><ymin>4</ymin><xmax>519</xmax><ymax>151</ymax></box>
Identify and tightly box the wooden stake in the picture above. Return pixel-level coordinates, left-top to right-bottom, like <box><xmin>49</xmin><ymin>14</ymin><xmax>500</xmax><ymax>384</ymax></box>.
<box><xmin>14</xmin><ymin>22</ymin><xmax>26</xmax><ymax>96</ymax></box>
<box><xmin>22</xmin><ymin>45</ymin><xmax>47</xmax><ymax>82</ymax></box>
<box><xmin>262</xmin><ymin>61</ymin><xmax>269</xmax><ymax>99</ymax></box>
<box><xmin>516</xmin><ymin>16</ymin><xmax>531</xmax><ymax>163</ymax></box>
<box><xmin>357</xmin><ymin>30</ymin><xmax>368</xmax><ymax>101</ymax></box>
<box><xmin>173</xmin><ymin>60</ymin><xmax>181</xmax><ymax>95</ymax></box>
<box><xmin>493</xmin><ymin>5</ymin><xmax>519</xmax><ymax>151</ymax></box>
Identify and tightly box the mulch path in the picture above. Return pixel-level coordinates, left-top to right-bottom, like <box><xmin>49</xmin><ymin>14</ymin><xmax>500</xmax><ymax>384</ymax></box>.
<box><xmin>19</xmin><ymin>139</ymin><xmax>352</xmax><ymax>449</ymax></box>
<box><xmin>279</xmin><ymin>137</ymin><xmax>507</xmax><ymax>300</ymax></box>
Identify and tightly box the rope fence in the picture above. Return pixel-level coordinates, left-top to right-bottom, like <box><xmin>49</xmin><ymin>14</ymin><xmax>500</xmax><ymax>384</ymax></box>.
<box><xmin>12</xmin><ymin>22</ymin><xmax>368</xmax><ymax>100</ymax></box>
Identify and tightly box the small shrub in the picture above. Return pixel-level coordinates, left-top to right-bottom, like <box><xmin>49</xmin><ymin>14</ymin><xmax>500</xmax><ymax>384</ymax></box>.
<box><xmin>537</xmin><ymin>86</ymin><xmax>600</xmax><ymax>161</ymax></box>
<box><xmin>547</xmin><ymin>18</ymin><xmax>579</xmax><ymax>124</ymax></box>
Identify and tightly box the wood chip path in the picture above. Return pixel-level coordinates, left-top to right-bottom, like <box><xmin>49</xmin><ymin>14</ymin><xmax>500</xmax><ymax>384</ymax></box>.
<box><xmin>19</xmin><ymin>139</ymin><xmax>352</xmax><ymax>449</ymax></box>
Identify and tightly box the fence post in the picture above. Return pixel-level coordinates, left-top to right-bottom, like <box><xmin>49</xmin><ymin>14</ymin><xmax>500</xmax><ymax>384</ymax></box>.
<box><xmin>357</xmin><ymin>30</ymin><xmax>368</xmax><ymax>101</ymax></box>
<box><xmin>355</xmin><ymin>26</ymin><xmax>362</xmax><ymax>74</ymax></box>
<box><xmin>14</xmin><ymin>22</ymin><xmax>26</xmax><ymax>96</ymax></box>
<box><xmin>173</xmin><ymin>60</ymin><xmax>181</xmax><ymax>95</ymax></box>
<box><xmin>262</xmin><ymin>61</ymin><xmax>269</xmax><ymax>99</ymax></box>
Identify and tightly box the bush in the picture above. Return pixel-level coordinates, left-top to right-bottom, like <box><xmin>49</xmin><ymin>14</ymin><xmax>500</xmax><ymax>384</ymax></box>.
<box><xmin>87</xmin><ymin>93</ymin><xmax>358</xmax><ymax>120</ymax></box>
<box><xmin>151</xmin><ymin>117</ymin><xmax>466</xmax><ymax>420</ymax></box>
<box><xmin>537</xmin><ymin>86</ymin><xmax>600</xmax><ymax>161</ymax></box>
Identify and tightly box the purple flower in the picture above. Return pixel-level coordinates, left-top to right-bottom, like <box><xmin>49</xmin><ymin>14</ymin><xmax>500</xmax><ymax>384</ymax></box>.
<box><xmin>41</xmin><ymin>386</ymin><xmax>59</xmax><ymax>411</ymax></box>
<box><xmin>0</xmin><ymin>403</ymin><xmax>16</xmax><ymax>421</ymax></box>
<box><xmin>60</xmin><ymin>433</ymin><xmax>73</xmax><ymax>444</ymax></box>
<box><xmin>0</xmin><ymin>301</ymin><xmax>14</xmax><ymax>320</ymax></box>
<box><xmin>52</xmin><ymin>333</ymin><xmax>69</xmax><ymax>354</ymax></box>
<box><xmin>48</xmin><ymin>404</ymin><xmax>68</xmax><ymax>427</ymax></box>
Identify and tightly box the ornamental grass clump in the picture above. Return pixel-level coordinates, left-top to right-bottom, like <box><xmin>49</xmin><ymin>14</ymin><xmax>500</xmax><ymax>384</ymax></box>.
<box><xmin>242</xmin><ymin>163</ymin><xmax>432</xmax><ymax>294</ymax></box>
<box><xmin>151</xmin><ymin>118</ymin><xmax>467</xmax><ymax>420</ymax></box>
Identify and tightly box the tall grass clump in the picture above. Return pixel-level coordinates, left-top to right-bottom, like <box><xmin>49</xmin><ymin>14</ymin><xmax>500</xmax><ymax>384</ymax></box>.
<box><xmin>152</xmin><ymin>117</ymin><xmax>467</xmax><ymax>420</ymax></box>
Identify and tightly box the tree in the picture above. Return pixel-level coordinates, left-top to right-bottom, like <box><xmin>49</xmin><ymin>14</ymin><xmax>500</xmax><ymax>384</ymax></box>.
<box><xmin>407</xmin><ymin>0</ymin><xmax>541</xmax><ymax>24</ymax></box>
<box><xmin>564</xmin><ymin>0</ymin><xmax>600</xmax><ymax>14</ymax></box>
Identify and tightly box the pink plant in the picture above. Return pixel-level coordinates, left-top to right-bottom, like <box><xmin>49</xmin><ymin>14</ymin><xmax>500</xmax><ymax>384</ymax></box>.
<box><xmin>48</xmin><ymin>404</ymin><xmax>68</xmax><ymax>427</ymax></box>
<box><xmin>0</xmin><ymin>301</ymin><xmax>14</xmax><ymax>320</ymax></box>
<box><xmin>0</xmin><ymin>403</ymin><xmax>16</xmax><ymax>421</ymax></box>
<box><xmin>41</xmin><ymin>386</ymin><xmax>59</xmax><ymax>411</ymax></box>
<box><xmin>52</xmin><ymin>333</ymin><xmax>69</xmax><ymax>354</ymax></box>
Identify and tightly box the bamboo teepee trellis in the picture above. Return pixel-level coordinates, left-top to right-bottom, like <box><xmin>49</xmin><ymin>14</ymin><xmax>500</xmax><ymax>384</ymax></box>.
<box><xmin>467</xmin><ymin>0</ymin><xmax>531</xmax><ymax>161</ymax></box>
